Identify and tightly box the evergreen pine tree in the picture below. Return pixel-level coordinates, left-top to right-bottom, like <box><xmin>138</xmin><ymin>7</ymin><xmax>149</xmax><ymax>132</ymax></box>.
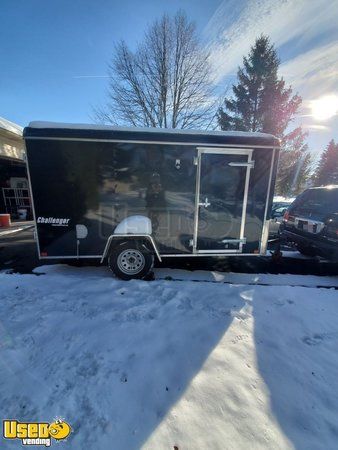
<box><xmin>277</xmin><ymin>128</ymin><xmax>312</xmax><ymax>196</ymax></box>
<box><xmin>218</xmin><ymin>35</ymin><xmax>310</xmax><ymax>196</ymax></box>
<box><xmin>313</xmin><ymin>139</ymin><xmax>338</xmax><ymax>186</ymax></box>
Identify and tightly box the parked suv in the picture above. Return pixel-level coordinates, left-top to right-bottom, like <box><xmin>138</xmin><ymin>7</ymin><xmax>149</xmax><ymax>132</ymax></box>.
<box><xmin>281</xmin><ymin>186</ymin><xmax>338</xmax><ymax>260</ymax></box>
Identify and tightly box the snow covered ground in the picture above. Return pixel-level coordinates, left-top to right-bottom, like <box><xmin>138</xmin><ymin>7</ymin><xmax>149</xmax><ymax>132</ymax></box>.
<box><xmin>1</xmin><ymin>265</ymin><xmax>338</xmax><ymax>449</ymax></box>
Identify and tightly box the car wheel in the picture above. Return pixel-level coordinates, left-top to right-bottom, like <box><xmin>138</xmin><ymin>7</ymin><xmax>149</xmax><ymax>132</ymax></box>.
<box><xmin>108</xmin><ymin>242</ymin><xmax>154</xmax><ymax>280</ymax></box>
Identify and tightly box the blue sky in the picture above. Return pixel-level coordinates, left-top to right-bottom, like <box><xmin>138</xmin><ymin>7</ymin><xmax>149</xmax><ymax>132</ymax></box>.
<box><xmin>0</xmin><ymin>0</ymin><xmax>219</xmax><ymax>125</ymax></box>
<box><xmin>1</xmin><ymin>0</ymin><xmax>338</xmax><ymax>159</ymax></box>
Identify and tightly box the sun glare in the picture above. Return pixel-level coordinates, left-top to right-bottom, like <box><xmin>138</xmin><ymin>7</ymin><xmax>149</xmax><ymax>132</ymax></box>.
<box><xmin>310</xmin><ymin>95</ymin><xmax>338</xmax><ymax>121</ymax></box>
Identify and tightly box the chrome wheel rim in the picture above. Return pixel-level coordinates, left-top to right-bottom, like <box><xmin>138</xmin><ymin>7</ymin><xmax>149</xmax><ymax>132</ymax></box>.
<box><xmin>117</xmin><ymin>249</ymin><xmax>145</xmax><ymax>275</ymax></box>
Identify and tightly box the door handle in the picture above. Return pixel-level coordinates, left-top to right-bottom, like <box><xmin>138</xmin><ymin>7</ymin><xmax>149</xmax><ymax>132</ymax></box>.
<box><xmin>199</xmin><ymin>197</ymin><xmax>210</xmax><ymax>208</ymax></box>
<box><xmin>228</xmin><ymin>161</ymin><xmax>255</xmax><ymax>168</ymax></box>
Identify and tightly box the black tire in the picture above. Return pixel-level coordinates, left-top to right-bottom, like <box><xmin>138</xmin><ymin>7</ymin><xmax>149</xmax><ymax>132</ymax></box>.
<box><xmin>297</xmin><ymin>244</ymin><xmax>317</xmax><ymax>257</ymax></box>
<box><xmin>108</xmin><ymin>241</ymin><xmax>154</xmax><ymax>280</ymax></box>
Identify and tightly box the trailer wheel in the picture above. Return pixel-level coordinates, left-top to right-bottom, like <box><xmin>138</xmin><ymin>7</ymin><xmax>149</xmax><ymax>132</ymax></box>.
<box><xmin>108</xmin><ymin>242</ymin><xmax>154</xmax><ymax>280</ymax></box>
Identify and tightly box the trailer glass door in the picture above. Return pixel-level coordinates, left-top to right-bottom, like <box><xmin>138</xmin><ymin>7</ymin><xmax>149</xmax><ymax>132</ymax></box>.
<box><xmin>194</xmin><ymin>149</ymin><xmax>253</xmax><ymax>253</ymax></box>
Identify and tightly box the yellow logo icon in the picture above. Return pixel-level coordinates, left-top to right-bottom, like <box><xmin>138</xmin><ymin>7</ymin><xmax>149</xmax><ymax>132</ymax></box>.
<box><xmin>3</xmin><ymin>418</ymin><xmax>71</xmax><ymax>447</ymax></box>
<box><xmin>48</xmin><ymin>419</ymin><xmax>71</xmax><ymax>440</ymax></box>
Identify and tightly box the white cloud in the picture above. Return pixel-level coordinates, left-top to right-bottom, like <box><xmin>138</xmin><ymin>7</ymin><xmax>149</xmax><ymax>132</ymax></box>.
<box><xmin>205</xmin><ymin>0</ymin><xmax>338</xmax><ymax>86</ymax></box>
<box><xmin>205</xmin><ymin>0</ymin><xmax>338</xmax><ymax>151</ymax></box>
<box><xmin>302</xmin><ymin>124</ymin><xmax>330</xmax><ymax>132</ymax></box>
<box><xmin>280</xmin><ymin>42</ymin><xmax>338</xmax><ymax>99</ymax></box>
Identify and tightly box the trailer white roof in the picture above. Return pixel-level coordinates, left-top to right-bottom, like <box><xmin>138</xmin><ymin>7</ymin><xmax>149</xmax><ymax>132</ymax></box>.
<box><xmin>28</xmin><ymin>121</ymin><xmax>276</xmax><ymax>140</ymax></box>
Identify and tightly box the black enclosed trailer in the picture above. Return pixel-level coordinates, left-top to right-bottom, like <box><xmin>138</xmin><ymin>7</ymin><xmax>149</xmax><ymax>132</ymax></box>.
<box><xmin>24</xmin><ymin>122</ymin><xmax>280</xmax><ymax>279</ymax></box>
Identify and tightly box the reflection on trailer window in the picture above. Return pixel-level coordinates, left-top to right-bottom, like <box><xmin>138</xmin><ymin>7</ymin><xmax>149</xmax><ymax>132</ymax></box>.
<box><xmin>99</xmin><ymin>142</ymin><xmax>197</xmax><ymax>252</ymax></box>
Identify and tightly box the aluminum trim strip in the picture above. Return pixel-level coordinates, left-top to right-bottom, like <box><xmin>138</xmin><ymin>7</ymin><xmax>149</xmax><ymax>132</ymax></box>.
<box><xmin>228</xmin><ymin>161</ymin><xmax>255</xmax><ymax>168</ymax></box>
<box><xmin>221</xmin><ymin>238</ymin><xmax>247</xmax><ymax>244</ymax></box>
<box><xmin>260</xmin><ymin>148</ymin><xmax>276</xmax><ymax>254</ymax></box>
<box><xmin>192</xmin><ymin>149</ymin><xmax>202</xmax><ymax>252</ymax></box>
<box><xmin>197</xmin><ymin>147</ymin><xmax>253</xmax><ymax>155</ymax></box>
<box><xmin>196</xmin><ymin>249</ymin><xmax>242</xmax><ymax>254</ymax></box>
<box><xmin>239</xmin><ymin>151</ymin><xmax>253</xmax><ymax>242</ymax></box>
<box><xmin>39</xmin><ymin>255</ymin><xmax>102</xmax><ymax>259</ymax></box>
<box><xmin>161</xmin><ymin>253</ymin><xmax>265</xmax><ymax>257</ymax></box>
<box><xmin>24</xmin><ymin>143</ymin><xmax>40</xmax><ymax>257</ymax></box>
<box><xmin>194</xmin><ymin>148</ymin><xmax>252</xmax><ymax>254</ymax></box>
<box><xmin>39</xmin><ymin>252</ymin><xmax>266</xmax><ymax>259</ymax></box>
<box><xmin>24</xmin><ymin>136</ymin><xmax>279</xmax><ymax>149</ymax></box>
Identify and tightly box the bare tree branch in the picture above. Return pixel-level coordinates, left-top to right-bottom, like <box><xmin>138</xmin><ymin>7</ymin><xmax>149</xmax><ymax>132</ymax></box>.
<box><xmin>94</xmin><ymin>11</ymin><xmax>216</xmax><ymax>129</ymax></box>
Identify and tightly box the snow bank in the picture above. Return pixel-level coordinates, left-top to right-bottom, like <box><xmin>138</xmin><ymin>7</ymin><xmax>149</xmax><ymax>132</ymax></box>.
<box><xmin>1</xmin><ymin>265</ymin><xmax>338</xmax><ymax>449</ymax></box>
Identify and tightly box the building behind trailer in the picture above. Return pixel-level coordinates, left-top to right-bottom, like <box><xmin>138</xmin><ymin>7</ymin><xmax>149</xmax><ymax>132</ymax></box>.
<box><xmin>0</xmin><ymin>117</ymin><xmax>32</xmax><ymax>220</ymax></box>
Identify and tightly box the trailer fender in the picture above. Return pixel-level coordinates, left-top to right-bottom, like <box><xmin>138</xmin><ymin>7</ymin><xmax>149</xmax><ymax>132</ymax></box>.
<box><xmin>114</xmin><ymin>215</ymin><xmax>152</xmax><ymax>235</ymax></box>
<box><xmin>101</xmin><ymin>216</ymin><xmax>161</xmax><ymax>263</ymax></box>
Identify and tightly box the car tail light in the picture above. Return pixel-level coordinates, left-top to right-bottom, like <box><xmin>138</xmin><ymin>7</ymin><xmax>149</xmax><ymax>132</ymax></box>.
<box><xmin>328</xmin><ymin>228</ymin><xmax>338</xmax><ymax>239</ymax></box>
<box><xmin>283</xmin><ymin>211</ymin><xmax>295</xmax><ymax>222</ymax></box>
<box><xmin>331</xmin><ymin>227</ymin><xmax>338</xmax><ymax>237</ymax></box>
